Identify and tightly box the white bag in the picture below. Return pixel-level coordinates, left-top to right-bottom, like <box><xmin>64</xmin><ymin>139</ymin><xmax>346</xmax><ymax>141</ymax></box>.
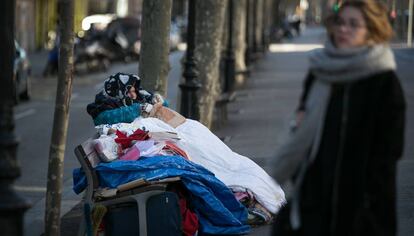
<box><xmin>93</xmin><ymin>135</ymin><xmax>120</xmax><ymax>162</ymax></box>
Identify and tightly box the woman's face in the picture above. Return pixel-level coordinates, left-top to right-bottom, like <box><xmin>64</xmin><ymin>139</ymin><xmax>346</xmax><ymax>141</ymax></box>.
<box><xmin>127</xmin><ymin>86</ymin><xmax>137</xmax><ymax>100</ymax></box>
<box><xmin>332</xmin><ymin>6</ymin><xmax>369</xmax><ymax>49</ymax></box>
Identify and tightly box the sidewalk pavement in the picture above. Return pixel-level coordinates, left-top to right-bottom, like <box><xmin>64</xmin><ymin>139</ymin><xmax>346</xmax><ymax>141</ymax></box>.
<box><xmin>24</xmin><ymin>26</ymin><xmax>414</xmax><ymax>235</ymax></box>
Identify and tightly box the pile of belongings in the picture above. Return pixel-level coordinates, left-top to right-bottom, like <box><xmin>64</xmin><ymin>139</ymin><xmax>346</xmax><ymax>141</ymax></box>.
<box><xmin>74</xmin><ymin>116</ymin><xmax>286</xmax><ymax>235</ymax></box>
<box><xmin>74</xmin><ymin>73</ymin><xmax>285</xmax><ymax>234</ymax></box>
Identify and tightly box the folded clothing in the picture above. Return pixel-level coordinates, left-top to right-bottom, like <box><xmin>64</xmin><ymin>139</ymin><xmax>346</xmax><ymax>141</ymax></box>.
<box><xmin>119</xmin><ymin>140</ymin><xmax>165</xmax><ymax>161</ymax></box>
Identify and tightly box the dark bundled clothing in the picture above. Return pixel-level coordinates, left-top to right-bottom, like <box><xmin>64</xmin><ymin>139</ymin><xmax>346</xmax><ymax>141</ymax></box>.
<box><xmin>86</xmin><ymin>92</ymin><xmax>125</xmax><ymax>119</ymax></box>
<box><xmin>273</xmin><ymin>71</ymin><xmax>406</xmax><ymax>236</ymax></box>
<box><xmin>86</xmin><ymin>73</ymin><xmax>168</xmax><ymax>125</ymax></box>
<box><xmin>86</xmin><ymin>90</ymin><xmax>155</xmax><ymax>123</ymax></box>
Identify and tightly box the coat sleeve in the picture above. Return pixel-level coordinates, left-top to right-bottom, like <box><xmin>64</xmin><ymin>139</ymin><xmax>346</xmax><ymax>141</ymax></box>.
<box><xmin>377</xmin><ymin>72</ymin><xmax>406</xmax><ymax>160</ymax></box>
<box><xmin>93</xmin><ymin>103</ymin><xmax>141</xmax><ymax>126</ymax></box>
<box><xmin>297</xmin><ymin>73</ymin><xmax>315</xmax><ymax>112</ymax></box>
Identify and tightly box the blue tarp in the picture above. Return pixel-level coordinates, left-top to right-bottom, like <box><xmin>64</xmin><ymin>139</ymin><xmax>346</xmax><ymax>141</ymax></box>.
<box><xmin>73</xmin><ymin>155</ymin><xmax>250</xmax><ymax>235</ymax></box>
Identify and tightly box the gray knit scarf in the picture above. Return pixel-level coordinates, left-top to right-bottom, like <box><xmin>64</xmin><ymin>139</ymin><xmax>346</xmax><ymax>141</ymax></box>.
<box><xmin>309</xmin><ymin>40</ymin><xmax>396</xmax><ymax>82</ymax></box>
<box><xmin>272</xmin><ymin>40</ymin><xmax>396</xmax><ymax>229</ymax></box>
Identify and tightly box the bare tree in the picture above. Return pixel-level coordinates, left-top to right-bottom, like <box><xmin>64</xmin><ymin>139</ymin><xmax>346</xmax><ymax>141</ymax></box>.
<box><xmin>255</xmin><ymin>0</ymin><xmax>264</xmax><ymax>53</ymax></box>
<box><xmin>262</xmin><ymin>0</ymin><xmax>272</xmax><ymax>48</ymax></box>
<box><xmin>139</xmin><ymin>0</ymin><xmax>172</xmax><ymax>97</ymax></box>
<box><xmin>44</xmin><ymin>0</ymin><xmax>74</xmax><ymax>235</ymax></box>
<box><xmin>271</xmin><ymin>0</ymin><xmax>282</xmax><ymax>33</ymax></box>
<box><xmin>234</xmin><ymin>0</ymin><xmax>248</xmax><ymax>85</ymax></box>
<box><xmin>195</xmin><ymin>0</ymin><xmax>227</xmax><ymax>127</ymax></box>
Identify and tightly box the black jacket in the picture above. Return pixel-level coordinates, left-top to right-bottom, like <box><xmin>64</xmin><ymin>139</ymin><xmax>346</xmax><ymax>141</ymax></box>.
<box><xmin>274</xmin><ymin>71</ymin><xmax>406</xmax><ymax>236</ymax></box>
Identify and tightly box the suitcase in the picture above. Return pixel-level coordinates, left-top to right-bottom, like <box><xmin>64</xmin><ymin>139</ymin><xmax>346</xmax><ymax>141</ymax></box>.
<box><xmin>103</xmin><ymin>191</ymin><xmax>182</xmax><ymax>236</ymax></box>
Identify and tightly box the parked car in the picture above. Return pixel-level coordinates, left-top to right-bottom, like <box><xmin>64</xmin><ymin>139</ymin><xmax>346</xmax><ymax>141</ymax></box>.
<box><xmin>14</xmin><ymin>41</ymin><xmax>31</xmax><ymax>103</ymax></box>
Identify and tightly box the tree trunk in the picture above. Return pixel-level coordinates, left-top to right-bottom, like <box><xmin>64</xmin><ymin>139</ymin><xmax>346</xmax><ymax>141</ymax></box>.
<box><xmin>262</xmin><ymin>0</ymin><xmax>272</xmax><ymax>49</ymax></box>
<box><xmin>44</xmin><ymin>0</ymin><xmax>74</xmax><ymax>235</ymax></box>
<box><xmin>245</xmin><ymin>0</ymin><xmax>254</xmax><ymax>65</ymax></box>
<box><xmin>139</xmin><ymin>0</ymin><xmax>172</xmax><ymax>97</ymax></box>
<box><xmin>255</xmin><ymin>0</ymin><xmax>264</xmax><ymax>53</ymax></box>
<box><xmin>194</xmin><ymin>0</ymin><xmax>226</xmax><ymax>128</ymax></box>
<box><xmin>219</xmin><ymin>1</ymin><xmax>228</xmax><ymax>92</ymax></box>
<box><xmin>0</xmin><ymin>0</ymin><xmax>29</xmax><ymax>235</ymax></box>
<box><xmin>271</xmin><ymin>0</ymin><xmax>281</xmax><ymax>30</ymax></box>
<box><xmin>234</xmin><ymin>0</ymin><xmax>247</xmax><ymax>85</ymax></box>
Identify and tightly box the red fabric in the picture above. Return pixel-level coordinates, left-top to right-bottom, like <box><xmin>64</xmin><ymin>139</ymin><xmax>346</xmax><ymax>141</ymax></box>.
<box><xmin>179</xmin><ymin>196</ymin><xmax>199</xmax><ymax>236</ymax></box>
<box><xmin>171</xmin><ymin>186</ymin><xmax>199</xmax><ymax>236</ymax></box>
<box><xmin>163</xmin><ymin>141</ymin><xmax>189</xmax><ymax>160</ymax></box>
<box><xmin>114</xmin><ymin>129</ymin><xmax>149</xmax><ymax>149</ymax></box>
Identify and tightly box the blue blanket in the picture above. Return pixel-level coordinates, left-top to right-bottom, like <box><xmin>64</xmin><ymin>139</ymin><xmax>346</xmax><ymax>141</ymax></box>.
<box><xmin>73</xmin><ymin>155</ymin><xmax>250</xmax><ymax>235</ymax></box>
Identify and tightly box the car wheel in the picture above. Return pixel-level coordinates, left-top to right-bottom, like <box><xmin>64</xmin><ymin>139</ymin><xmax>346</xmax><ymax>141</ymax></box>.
<box><xmin>20</xmin><ymin>75</ymin><xmax>31</xmax><ymax>101</ymax></box>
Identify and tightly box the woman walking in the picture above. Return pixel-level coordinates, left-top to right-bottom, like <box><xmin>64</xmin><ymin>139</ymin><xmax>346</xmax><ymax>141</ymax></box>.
<box><xmin>272</xmin><ymin>1</ymin><xmax>406</xmax><ymax>235</ymax></box>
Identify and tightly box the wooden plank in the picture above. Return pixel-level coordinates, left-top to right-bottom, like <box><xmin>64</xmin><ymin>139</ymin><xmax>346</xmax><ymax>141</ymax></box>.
<box><xmin>81</xmin><ymin>138</ymin><xmax>101</xmax><ymax>168</ymax></box>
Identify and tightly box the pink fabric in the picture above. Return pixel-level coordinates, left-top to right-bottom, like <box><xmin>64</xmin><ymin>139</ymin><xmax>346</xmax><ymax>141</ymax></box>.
<box><xmin>118</xmin><ymin>145</ymin><xmax>141</xmax><ymax>161</ymax></box>
<box><xmin>234</xmin><ymin>192</ymin><xmax>250</xmax><ymax>201</ymax></box>
<box><xmin>119</xmin><ymin>140</ymin><xmax>165</xmax><ymax>161</ymax></box>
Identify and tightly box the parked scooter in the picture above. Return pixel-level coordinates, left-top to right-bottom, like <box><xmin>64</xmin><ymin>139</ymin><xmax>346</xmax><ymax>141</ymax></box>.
<box><xmin>104</xmin><ymin>17</ymin><xmax>141</xmax><ymax>62</ymax></box>
<box><xmin>74</xmin><ymin>31</ymin><xmax>111</xmax><ymax>73</ymax></box>
<box><xmin>73</xmin><ymin>17</ymin><xmax>141</xmax><ymax>73</ymax></box>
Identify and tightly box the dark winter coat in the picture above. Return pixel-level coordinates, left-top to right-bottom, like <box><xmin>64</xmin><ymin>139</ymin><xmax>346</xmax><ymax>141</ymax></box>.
<box><xmin>273</xmin><ymin>71</ymin><xmax>406</xmax><ymax>236</ymax></box>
